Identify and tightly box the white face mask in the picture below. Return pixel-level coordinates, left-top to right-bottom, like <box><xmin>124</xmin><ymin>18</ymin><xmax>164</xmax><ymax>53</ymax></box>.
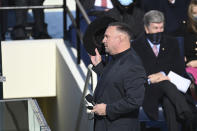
<box><xmin>117</xmin><ymin>0</ymin><xmax>134</xmax><ymax>6</ymax></box>
<box><xmin>193</xmin><ymin>14</ymin><xmax>197</xmax><ymax>21</ymax></box>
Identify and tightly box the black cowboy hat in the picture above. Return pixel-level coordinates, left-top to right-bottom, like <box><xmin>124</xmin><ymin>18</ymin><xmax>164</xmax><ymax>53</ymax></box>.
<box><xmin>83</xmin><ymin>16</ymin><xmax>117</xmax><ymax>56</ymax></box>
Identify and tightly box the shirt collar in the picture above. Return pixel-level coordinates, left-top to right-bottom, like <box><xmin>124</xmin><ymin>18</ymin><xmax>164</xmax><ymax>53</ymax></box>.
<box><xmin>147</xmin><ymin>39</ymin><xmax>160</xmax><ymax>50</ymax></box>
<box><xmin>112</xmin><ymin>48</ymin><xmax>130</xmax><ymax>60</ymax></box>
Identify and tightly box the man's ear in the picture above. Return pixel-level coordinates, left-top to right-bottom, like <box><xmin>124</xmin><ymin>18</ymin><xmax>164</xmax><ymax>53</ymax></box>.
<box><xmin>144</xmin><ymin>26</ymin><xmax>149</xmax><ymax>34</ymax></box>
<box><xmin>118</xmin><ymin>34</ymin><xmax>123</xmax><ymax>44</ymax></box>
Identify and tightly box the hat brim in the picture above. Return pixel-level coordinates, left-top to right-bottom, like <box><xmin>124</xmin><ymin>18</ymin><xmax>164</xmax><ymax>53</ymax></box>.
<box><xmin>83</xmin><ymin>16</ymin><xmax>117</xmax><ymax>56</ymax></box>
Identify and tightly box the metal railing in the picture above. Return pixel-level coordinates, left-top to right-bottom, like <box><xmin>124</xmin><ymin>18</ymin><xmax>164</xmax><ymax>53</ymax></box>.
<box><xmin>0</xmin><ymin>5</ymin><xmax>63</xmax><ymax>10</ymax></box>
<box><xmin>28</xmin><ymin>99</ymin><xmax>51</xmax><ymax>131</ymax></box>
<box><xmin>0</xmin><ymin>0</ymin><xmax>94</xmax><ymax>90</ymax></box>
<box><xmin>0</xmin><ymin>1</ymin><xmax>95</xmax><ymax>131</ymax></box>
<box><xmin>75</xmin><ymin>64</ymin><xmax>94</xmax><ymax>131</ymax></box>
<box><xmin>0</xmin><ymin>0</ymin><xmax>91</xmax><ymax>65</ymax></box>
<box><xmin>0</xmin><ymin>0</ymin><xmax>68</xmax><ymax>100</ymax></box>
<box><xmin>0</xmin><ymin>1</ymin><xmax>67</xmax><ymax>39</ymax></box>
<box><xmin>75</xmin><ymin>0</ymin><xmax>91</xmax><ymax>64</ymax></box>
<box><xmin>0</xmin><ymin>0</ymin><xmax>94</xmax><ymax>92</ymax></box>
<box><xmin>75</xmin><ymin>0</ymin><xmax>91</xmax><ymax>25</ymax></box>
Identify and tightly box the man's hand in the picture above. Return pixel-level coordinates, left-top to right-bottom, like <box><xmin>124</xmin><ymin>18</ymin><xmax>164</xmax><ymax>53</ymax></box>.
<box><xmin>186</xmin><ymin>60</ymin><xmax>197</xmax><ymax>68</ymax></box>
<box><xmin>90</xmin><ymin>48</ymin><xmax>102</xmax><ymax>66</ymax></box>
<box><xmin>91</xmin><ymin>103</ymin><xmax>106</xmax><ymax>116</ymax></box>
<box><xmin>148</xmin><ymin>72</ymin><xmax>169</xmax><ymax>84</ymax></box>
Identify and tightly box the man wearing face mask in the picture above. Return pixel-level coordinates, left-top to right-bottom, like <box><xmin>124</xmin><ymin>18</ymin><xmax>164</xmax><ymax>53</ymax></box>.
<box><xmin>104</xmin><ymin>0</ymin><xmax>144</xmax><ymax>38</ymax></box>
<box><xmin>132</xmin><ymin>10</ymin><xmax>194</xmax><ymax>131</ymax></box>
<box><xmin>139</xmin><ymin>0</ymin><xmax>191</xmax><ymax>35</ymax></box>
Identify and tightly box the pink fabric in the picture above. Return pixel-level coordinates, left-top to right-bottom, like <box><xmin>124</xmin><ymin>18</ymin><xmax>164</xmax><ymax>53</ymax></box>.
<box><xmin>152</xmin><ymin>45</ymin><xmax>158</xmax><ymax>57</ymax></box>
<box><xmin>101</xmin><ymin>0</ymin><xmax>107</xmax><ymax>7</ymax></box>
<box><xmin>186</xmin><ymin>67</ymin><xmax>197</xmax><ymax>84</ymax></box>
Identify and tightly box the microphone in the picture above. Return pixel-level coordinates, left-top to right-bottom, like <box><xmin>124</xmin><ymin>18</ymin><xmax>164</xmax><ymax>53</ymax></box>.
<box><xmin>85</xmin><ymin>94</ymin><xmax>96</xmax><ymax>110</ymax></box>
<box><xmin>85</xmin><ymin>94</ymin><xmax>95</xmax><ymax>110</ymax></box>
<box><xmin>86</xmin><ymin>106</ymin><xmax>93</xmax><ymax>110</ymax></box>
<box><xmin>85</xmin><ymin>94</ymin><xmax>95</xmax><ymax>106</ymax></box>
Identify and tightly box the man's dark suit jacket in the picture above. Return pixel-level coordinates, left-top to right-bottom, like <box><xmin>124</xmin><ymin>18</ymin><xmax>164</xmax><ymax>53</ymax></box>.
<box><xmin>132</xmin><ymin>33</ymin><xmax>186</xmax><ymax>77</ymax></box>
<box><xmin>93</xmin><ymin>48</ymin><xmax>146</xmax><ymax>131</ymax></box>
<box><xmin>80</xmin><ymin>0</ymin><xmax>95</xmax><ymax>10</ymax></box>
<box><xmin>131</xmin><ymin>33</ymin><xmax>188</xmax><ymax>119</ymax></box>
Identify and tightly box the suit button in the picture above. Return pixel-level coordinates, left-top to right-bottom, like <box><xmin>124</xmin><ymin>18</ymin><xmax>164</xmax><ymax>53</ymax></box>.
<box><xmin>195</xmin><ymin>48</ymin><xmax>197</xmax><ymax>51</ymax></box>
<box><xmin>183</xmin><ymin>20</ymin><xmax>186</xmax><ymax>24</ymax></box>
<box><xmin>196</xmin><ymin>41</ymin><xmax>197</xmax><ymax>44</ymax></box>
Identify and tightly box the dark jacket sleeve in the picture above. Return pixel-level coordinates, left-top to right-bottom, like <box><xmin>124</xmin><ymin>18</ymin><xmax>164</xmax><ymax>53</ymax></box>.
<box><xmin>80</xmin><ymin>0</ymin><xmax>95</xmax><ymax>10</ymax></box>
<box><xmin>92</xmin><ymin>62</ymin><xmax>104</xmax><ymax>75</ymax></box>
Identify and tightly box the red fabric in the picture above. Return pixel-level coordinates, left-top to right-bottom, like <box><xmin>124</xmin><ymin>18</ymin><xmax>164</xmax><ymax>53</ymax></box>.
<box><xmin>101</xmin><ymin>0</ymin><xmax>107</xmax><ymax>7</ymax></box>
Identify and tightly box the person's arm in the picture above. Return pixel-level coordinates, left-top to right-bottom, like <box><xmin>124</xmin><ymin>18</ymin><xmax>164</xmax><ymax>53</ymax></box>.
<box><xmin>186</xmin><ymin>60</ymin><xmax>197</xmax><ymax>68</ymax></box>
<box><xmin>92</xmin><ymin>62</ymin><xmax>104</xmax><ymax>75</ymax></box>
<box><xmin>148</xmin><ymin>72</ymin><xmax>169</xmax><ymax>84</ymax></box>
<box><xmin>90</xmin><ymin>48</ymin><xmax>104</xmax><ymax>75</ymax></box>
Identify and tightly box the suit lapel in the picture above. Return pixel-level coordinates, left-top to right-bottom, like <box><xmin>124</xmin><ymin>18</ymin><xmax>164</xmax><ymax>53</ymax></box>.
<box><xmin>141</xmin><ymin>36</ymin><xmax>168</xmax><ymax>59</ymax></box>
<box><xmin>141</xmin><ymin>37</ymin><xmax>158</xmax><ymax>59</ymax></box>
<box><xmin>157</xmin><ymin>38</ymin><xmax>168</xmax><ymax>58</ymax></box>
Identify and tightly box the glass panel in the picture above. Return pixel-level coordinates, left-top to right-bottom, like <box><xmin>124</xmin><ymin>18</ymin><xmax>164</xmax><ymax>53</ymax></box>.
<box><xmin>0</xmin><ymin>99</ymin><xmax>29</xmax><ymax>131</ymax></box>
<box><xmin>0</xmin><ymin>99</ymin><xmax>50</xmax><ymax>131</ymax></box>
<box><xmin>28</xmin><ymin>99</ymin><xmax>51</xmax><ymax>131</ymax></box>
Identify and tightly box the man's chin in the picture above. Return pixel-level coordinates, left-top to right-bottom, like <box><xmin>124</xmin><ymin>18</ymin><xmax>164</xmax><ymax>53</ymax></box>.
<box><xmin>105</xmin><ymin>49</ymin><xmax>109</xmax><ymax>53</ymax></box>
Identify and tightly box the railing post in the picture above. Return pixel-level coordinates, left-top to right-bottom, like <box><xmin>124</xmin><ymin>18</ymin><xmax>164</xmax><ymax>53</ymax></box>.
<box><xmin>63</xmin><ymin>0</ymin><xmax>67</xmax><ymax>40</ymax></box>
<box><xmin>0</xmin><ymin>7</ymin><xmax>3</xmax><ymax>100</ymax></box>
<box><xmin>76</xmin><ymin>3</ymin><xmax>81</xmax><ymax>64</ymax></box>
<box><xmin>75</xmin><ymin>65</ymin><xmax>93</xmax><ymax>131</ymax></box>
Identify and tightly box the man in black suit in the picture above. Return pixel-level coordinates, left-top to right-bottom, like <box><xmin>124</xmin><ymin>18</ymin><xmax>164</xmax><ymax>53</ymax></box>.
<box><xmin>11</xmin><ymin>0</ymin><xmax>51</xmax><ymax>40</ymax></box>
<box><xmin>80</xmin><ymin>0</ymin><xmax>96</xmax><ymax>11</ymax></box>
<box><xmin>139</xmin><ymin>0</ymin><xmax>191</xmax><ymax>35</ymax></box>
<box><xmin>90</xmin><ymin>22</ymin><xmax>146</xmax><ymax>131</ymax></box>
<box><xmin>105</xmin><ymin>0</ymin><xmax>144</xmax><ymax>38</ymax></box>
<box><xmin>132</xmin><ymin>10</ymin><xmax>193</xmax><ymax>131</ymax></box>
<box><xmin>80</xmin><ymin>0</ymin><xmax>113</xmax><ymax>16</ymax></box>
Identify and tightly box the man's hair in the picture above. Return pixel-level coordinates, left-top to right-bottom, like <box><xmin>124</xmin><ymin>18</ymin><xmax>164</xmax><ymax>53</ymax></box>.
<box><xmin>143</xmin><ymin>10</ymin><xmax>165</xmax><ymax>27</ymax></box>
<box><xmin>108</xmin><ymin>22</ymin><xmax>133</xmax><ymax>40</ymax></box>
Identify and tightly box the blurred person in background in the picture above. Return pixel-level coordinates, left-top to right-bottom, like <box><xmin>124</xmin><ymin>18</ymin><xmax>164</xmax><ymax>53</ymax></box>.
<box><xmin>180</xmin><ymin>3</ymin><xmax>197</xmax><ymax>128</ymax></box>
<box><xmin>184</xmin><ymin>0</ymin><xmax>197</xmax><ymax>71</ymax></box>
<box><xmin>0</xmin><ymin>0</ymin><xmax>9</xmax><ymax>40</ymax></box>
<box><xmin>105</xmin><ymin>0</ymin><xmax>144</xmax><ymax>38</ymax></box>
<box><xmin>11</xmin><ymin>0</ymin><xmax>51</xmax><ymax>40</ymax></box>
<box><xmin>80</xmin><ymin>0</ymin><xmax>113</xmax><ymax>16</ymax></box>
<box><xmin>132</xmin><ymin>10</ymin><xmax>196</xmax><ymax>131</ymax></box>
<box><xmin>139</xmin><ymin>0</ymin><xmax>191</xmax><ymax>36</ymax></box>
<box><xmin>68</xmin><ymin>0</ymin><xmax>113</xmax><ymax>48</ymax></box>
